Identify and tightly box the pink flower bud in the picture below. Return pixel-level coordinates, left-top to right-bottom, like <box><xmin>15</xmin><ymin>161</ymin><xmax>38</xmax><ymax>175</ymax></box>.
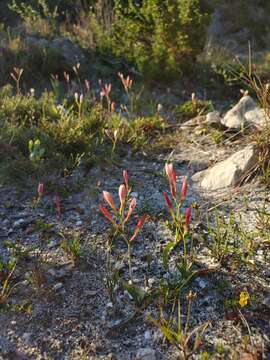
<box><xmin>163</xmin><ymin>192</ymin><xmax>173</xmax><ymax>212</ymax></box>
<box><xmin>165</xmin><ymin>163</ymin><xmax>177</xmax><ymax>198</ymax></box>
<box><xmin>124</xmin><ymin>197</ymin><xmax>137</xmax><ymax>223</ymax></box>
<box><xmin>119</xmin><ymin>184</ymin><xmax>126</xmax><ymax>208</ymax></box>
<box><xmin>99</xmin><ymin>205</ymin><xmax>114</xmax><ymax>224</ymax></box>
<box><xmin>38</xmin><ymin>182</ymin><xmax>44</xmax><ymax>198</ymax></box>
<box><xmin>165</xmin><ymin>163</ymin><xmax>174</xmax><ymax>179</ymax></box>
<box><xmin>123</xmin><ymin>170</ymin><xmax>128</xmax><ymax>188</ymax></box>
<box><xmin>103</xmin><ymin>191</ymin><xmax>117</xmax><ymax>212</ymax></box>
<box><xmin>130</xmin><ymin>214</ymin><xmax>147</xmax><ymax>242</ymax></box>
<box><xmin>111</xmin><ymin>102</ymin><xmax>116</xmax><ymax>112</ymax></box>
<box><xmin>181</xmin><ymin>177</ymin><xmax>188</xmax><ymax>201</ymax></box>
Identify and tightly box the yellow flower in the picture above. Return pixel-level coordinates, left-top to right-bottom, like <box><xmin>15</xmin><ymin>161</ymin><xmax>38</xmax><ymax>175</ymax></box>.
<box><xmin>239</xmin><ymin>291</ymin><xmax>250</xmax><ymax>307</ymax></box>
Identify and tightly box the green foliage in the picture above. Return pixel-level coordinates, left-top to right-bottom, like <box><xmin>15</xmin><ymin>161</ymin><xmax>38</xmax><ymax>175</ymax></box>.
<box><xmin>211</xmin><ymin>62</ymin><xmax>245</xmax><ymax>88</ymax></box>
<box><xmin>174</xmin><ymin>99</ymin><xmax>214</xmax><ymax>121</ymax></box>
<box><xmin>111</xmin><ymin>0</ymin><xmax>209</xmax><ymax>79</ymax></box>
<box><xmin>127</xmin><ymin>115</ymin><xmax>166</xmax><ymax>149</ymax></box>
<box><xmin>61</xmin><ymin>236</ymin><xmax>82</xmax><ymax>266</ymax></box>
<box><xmin>9</xmin><ymin>0</ymin><xmax>59</xmax><ymax>36</ymax></box>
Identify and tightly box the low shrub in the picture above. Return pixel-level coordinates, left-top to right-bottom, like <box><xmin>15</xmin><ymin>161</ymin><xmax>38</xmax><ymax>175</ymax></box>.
<box><xmin>110</xmin><ymin>0</ymin><xmax>209</xmax><ymax>80</ymax></box>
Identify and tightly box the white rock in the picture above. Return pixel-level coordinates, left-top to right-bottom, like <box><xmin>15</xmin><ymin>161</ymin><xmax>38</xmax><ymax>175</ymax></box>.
<box><xmin>136</xmin><ymin>348</ymin><xmax>156</xmax><ymax>360</ymax></box>
<box><xmin>222</xmin><ymin>96</ymin><xmax>256</xmax><ymax>129</ymax></box>
<box><xmin>192</xmin><ymin>145</ymin><xmax>257</xmax><ymax>190</ymax></box>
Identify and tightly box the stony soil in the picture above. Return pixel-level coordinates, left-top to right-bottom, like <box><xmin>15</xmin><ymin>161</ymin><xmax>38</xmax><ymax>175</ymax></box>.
<box><xmin>0</xmin><ymin>123</ymin><xmax>270</xmax><ymax>360</ymax></box>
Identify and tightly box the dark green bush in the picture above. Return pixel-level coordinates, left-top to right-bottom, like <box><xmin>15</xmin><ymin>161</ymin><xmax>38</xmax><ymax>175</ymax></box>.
<box><xmin>110</xmin><ymin>0</ymin><xmax>209</xmax><ymax>79</ymax></box>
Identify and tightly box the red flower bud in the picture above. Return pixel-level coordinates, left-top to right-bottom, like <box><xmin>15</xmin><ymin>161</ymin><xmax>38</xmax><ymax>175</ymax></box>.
<box><xmin>163</xmin><ymin>192</ymin><xmax>173</xmax><ymax>212</ymax></box>
<box><xmin>185</xmin><ymin>207</ymin><xmax>191</xmax><ymax>230</ymax></box>
<box><xmin>99</xmin><ymin>205</ymin><xmax>114</xmax><ymax>224</ymax></box>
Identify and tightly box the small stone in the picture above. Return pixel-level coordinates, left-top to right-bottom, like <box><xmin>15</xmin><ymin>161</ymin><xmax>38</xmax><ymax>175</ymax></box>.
<box><xmin>13</xmin><ymin>219</ymin><xmax>25</xmax><ymax>228</ymax></box>
<box><xmin>136</xmin><ymin>347</ymin><xmax>156</xmax><ymax>360</ymax></box>
<box><xmin>48</xmin><ymin>240</ymin><xmax>58</xmax><ymax>249</ymax></box>
<box><xmin>53</xmin><ymin>282</ymin><xmax>63</xmax><ymax>291</ymax></box>
<box><xmin>130</xmin><ymin>192</ymin><xmax>139</xmax><ymax>198</ymax></box>
<box><xmin>144</xmin><ymin>330</ymin><xmax>151</xmax><ymax>340</ymax></box>
<box><xmin>198</xmin><ymin>279</ymin><xmax>207</xmax><ymax>289</ymax></box>
<box><xmin>148</xmin><ymin>278</ymin><xmax>155</xmax><ymax>287</ymax></box>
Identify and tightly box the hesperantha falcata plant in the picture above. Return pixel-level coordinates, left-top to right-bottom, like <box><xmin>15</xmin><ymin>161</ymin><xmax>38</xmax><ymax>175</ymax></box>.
<box><xmin>163</xmin><ymin>163</ymin><xmax>194</xmax><ymax>271</ymax></box>
<box><xmin>99</xmin><ymin>170</ymin><xmax>147</xmax><ymax>283</ymax></box>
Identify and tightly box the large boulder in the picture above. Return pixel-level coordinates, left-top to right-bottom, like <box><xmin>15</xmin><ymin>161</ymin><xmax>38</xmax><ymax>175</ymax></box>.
<box><xmin>192</xmin><ymin>145</ymin><xmax>258</xmax><ymax>190</ymax></box>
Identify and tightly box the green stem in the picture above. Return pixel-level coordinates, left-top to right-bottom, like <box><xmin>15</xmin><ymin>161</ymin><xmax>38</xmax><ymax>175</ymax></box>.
<box><xmin>127</xmin><ymin>242</ymin><xmax>133</xmax><ymax>283</ymax></box>
<box><xmin>185</xmin><ymin>298</ymin><xmax>191</xmax><ymax>334</ymax></box>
